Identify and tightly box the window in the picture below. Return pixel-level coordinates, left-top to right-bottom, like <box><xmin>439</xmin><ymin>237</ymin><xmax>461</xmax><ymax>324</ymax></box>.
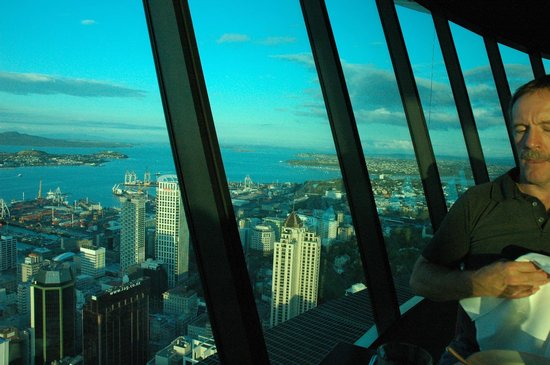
<box><xmin>450</xmin><ymin>22</ymin><xmax>516</xmax><ymax>178</ymax></box>
<box><xmin>397</xmin><ymin>4</ymin><xmax>475</xmax><ymax>207</ymax></box>
<box><xmin>325</xmin><ymin>0</ymin><xmax>430</xmax><ymax>297</ymax></box>
<box><xmin>186</xmin><ymin>0</ymin><xmax>368</xmax><ymax>361</ymax></box>
<box><xmin>0</xmin><ymin>1</ymin><xmax>216</xmax><ymax>363</ymax></box>
<box><xmin>498</xmin><ymin>43</ymin><xmax>537</xmax><ymax>92</ymax></box>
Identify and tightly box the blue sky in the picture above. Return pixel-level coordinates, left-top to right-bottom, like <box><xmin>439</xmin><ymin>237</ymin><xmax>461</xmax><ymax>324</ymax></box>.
<box><xmin>0</xmin><ymin>0</ymin><xmax>544</xmax><ymax>158</ymax></box>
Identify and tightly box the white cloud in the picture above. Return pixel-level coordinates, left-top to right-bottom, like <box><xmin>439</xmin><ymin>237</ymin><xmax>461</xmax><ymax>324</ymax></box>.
<box><xmin>216</xmin><ymin>33</ymin><xmax>250</xmax><ymax>44</ymax></box>
<box><xmin>0</xmin><ymin>71</ymin><xmax>146</xmax><ymax>98</ymax></box>
<box><xmin>81</xmin><ymin>19</ymin><xmax>96</xmax><ymax>26</ymax></box>
<box><xmin>259</xmin><ymin>36</ymin><xmax>297</xmax><ymax>46</ymax></box>
<box><xmin>270</xmin><ymin>53</ymin><xmax>315</xmax><ymax>68</ymax></box>
<box><xmin>369</xmin><ymin>139</ymin><xmax>414</xmax><ymax>153</ymax></box>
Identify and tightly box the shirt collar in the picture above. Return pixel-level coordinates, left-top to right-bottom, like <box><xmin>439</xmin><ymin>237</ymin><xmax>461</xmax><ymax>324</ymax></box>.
<box><xmin>491</xmin><ymin>168</ymin><xmax>521</xmax><ymax>202</ymax></box>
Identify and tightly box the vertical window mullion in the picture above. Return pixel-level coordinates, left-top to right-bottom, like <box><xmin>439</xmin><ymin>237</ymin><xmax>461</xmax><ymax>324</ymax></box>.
<box><xmin>300</xmin><ymin>0</ymin><xmax>399</xmax><ymax>334</ymax></box>
<box><xmin>484</xmin><ymin>37</ymin><xmax>519</xmax><ymax>167</ymax></box>
<box><xmin>376</xmin><ymin>0</ymin><xmax>447</xmax><ymax>231</ymax></box>
<box><xmin>529</xmin><ymin>52</ymin><xmax>546</xmax><ymax>78</ymax></box>
<box><xmin>432</xmin><ymin>13</ymin><xmax>489</xmax><ymax>185</ymax></box>
<box><xmin>142</xmin><ymin>1</ymin><xmax>269</xmax><ymax>364</ymax></box>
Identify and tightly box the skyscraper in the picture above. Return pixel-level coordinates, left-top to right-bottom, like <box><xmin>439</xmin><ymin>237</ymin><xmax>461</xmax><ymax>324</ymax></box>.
<box><xmin>79</xmin><ymin>244</ymin><xmax>106</xmax><ymax>278</ymax></box>
<box><xmin>119</xmin><ymin>192</ymin><xmax>146</xmax><ymax>273</ymax></box>
<box><xmin>31</xmin><ymin>263</ymin><xmax>76</xmax><ymax>364</ymax></box>
<box><xmin>270</xmin><ymin>212</ymin><xmax>321</xmax><ymax>327</ymax></box>
<box><xmin>0</xmin><ymin>235</ymin><xmax>16</xmax><ymax>272</ymax></box>
<box><xmin>82</xmin><ymin>277</ymin><xmax>150</xmax><ymax>365</ymax></box>
<box><xmin>155</xmin><ymin>175</ymin><xmax>189</xmax><ymax>288</ymax></box>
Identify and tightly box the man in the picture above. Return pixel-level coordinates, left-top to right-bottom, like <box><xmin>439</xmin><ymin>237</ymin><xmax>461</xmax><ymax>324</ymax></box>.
<box><xmin>410</xmin><ymin>75</ymin><xmax>550</xmax><ymax>364</ymax></box>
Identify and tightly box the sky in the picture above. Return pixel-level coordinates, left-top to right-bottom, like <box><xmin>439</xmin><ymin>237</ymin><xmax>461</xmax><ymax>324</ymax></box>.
<box><xmin>0</xmin><ymin>0</ymin><xmax>546</xmax><ymax>158</ymax></box>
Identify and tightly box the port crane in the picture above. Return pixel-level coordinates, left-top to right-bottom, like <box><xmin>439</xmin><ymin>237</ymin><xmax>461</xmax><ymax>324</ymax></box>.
<box><xmin>113</xmin><ymin>170</ymin><xmax>158</xmax><ymax>196</ymax></box>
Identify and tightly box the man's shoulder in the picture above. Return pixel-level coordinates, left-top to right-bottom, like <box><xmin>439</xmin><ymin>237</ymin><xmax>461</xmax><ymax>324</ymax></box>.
<box><xmin>461</xmin><ymin>169</ymin><xmax>516</xmax><ymax>203</ymax></box>
<box><xmin>461</xmin><ymin>180</ymin><xmax>496</xmax><ymax>201</ymax></box>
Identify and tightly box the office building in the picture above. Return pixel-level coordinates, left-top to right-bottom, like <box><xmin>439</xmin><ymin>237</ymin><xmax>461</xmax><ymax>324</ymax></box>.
<box><xmin>0</xmin><ymin>327</ymin><xmax>30</xmax><ymax>365</ymax></box>
<box><xmin>79</xmin><ymin>245</ymin><xmax>106</xmax><ymax>278</ymax></box>
<box><xmin>319</xmin><ymin>207</ymin><xmax>338</xmax><ymax>246</ymax></box>
<box><xmin>137</xmin><ymin>259</ymin><xmax>168</xmax><ymax>313</ymax></box>
<box><xmin>0</xmin><ymin>235</ymin><xmax>16</xmax><ymax>272</ymax></box>
<box><xmin>19</xmin><ymin>253</ymin><xmax>44</xmax><ymax>283</ymax></box>
<box><xmin>162</xmin><ymin>285</ymin><xmax>198</xmax><ymax>318</ymax></box>
<box><xmin>0</xmin><ymin>338</ymin><xmax>7</xmax><ymax>365</ymax></box>
<box><xmin>82</xmin><ymin>277</ymin><xmax>150</xmax><ymax>365</ymax></box>
<box><xmin>18</xmin><ymin>253</ymin><xmax>44</xmax><ymax>319</ymax></box>
<box><xmin>31</xmin><ymin>263</ymin><xmax>76</xmax><ymax>364</ymax></box>
<box><xmin>249</xmin><ymin>224</ymin><xmax>275</xmax><ymax>255</ymax></box>
<box><xmin>155</xmin><ymin>175</ymin><xmax>190</xmax><ymax>288</ymax></box>
<box><xmin>270</xmin><ymin>212</ymin><xmax>321</xmax><ymax>327</ymax></box>
<box><xmin>119</xmin><ymin>192</ymin><xmax>146</xmax><ymax>273</ymax></box>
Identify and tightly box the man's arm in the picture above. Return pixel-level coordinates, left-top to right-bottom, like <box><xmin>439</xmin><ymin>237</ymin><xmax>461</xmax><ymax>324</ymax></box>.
<box><xmin>410</xmin><ymin>256</ymin><xmax>550</xmax><ymax>301</ymax></box>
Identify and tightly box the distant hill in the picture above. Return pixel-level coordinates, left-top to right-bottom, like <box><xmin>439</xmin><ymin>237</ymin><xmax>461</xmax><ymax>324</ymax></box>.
<box><xmin>0</xmin><ymin>131</ymin><xmax>132</xmax><ymax>148</ymax></box>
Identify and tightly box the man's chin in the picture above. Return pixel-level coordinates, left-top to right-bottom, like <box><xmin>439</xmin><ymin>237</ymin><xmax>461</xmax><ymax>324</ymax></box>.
<box><xmin>520</xmin><ymin>167</ymin><xmax>550</xmax><ymax>185</ymax></box>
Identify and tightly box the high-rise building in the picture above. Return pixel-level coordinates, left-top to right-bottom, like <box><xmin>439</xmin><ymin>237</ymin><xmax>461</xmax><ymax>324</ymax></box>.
<box><xmin>0</xmin><ymin>338</ymin><xmax>8</xmax><ymax>365</ymax></box>
<box><xmin>0</xmin><ymin>235</ymin><xmax>16</xmax><ymax>272</ymax></box>
<box><xmin>31</xmin><ymin>263</ymin><xmax>76</xmax><ymax>364</ymax></box>
<box><xmin>119</xmin><ymin>193</ymin><xmax>146</xmax><ymax>273</ymax></box>
<box><xmin>19</xmin><ymin>253</ymin><xmax>44</xmax><ymax>283</ymax></box>
<box><xmin>18</xmin><ymin>253</ymin><xmax>45</xmax><ymax>320</ymax></box>
<box><xmin>249</xmin><ymin>224</ymin><xmax>275</xmax><ymax>255</ymax></box>
<box><xmin>82</xmin><ymin>277</ymin><xmax>150</xmax><ymax>365</ymax></box>
<box><xmin>79</xmin><ymin>244</ymin><xmax>106</xmax><ymax>278</ymax></box>
<box><xmin>270</xmin><ymin>212</ymin><xmax>321</xmax><ymax>327</ymax></box>
<box><xmin>155</xmin><ymin>175</ymin><xmax>189</xmax><ymax>288</ymax></box>
<box><xmin>319</xmin><ymin>207</ymin><xmax>338</xmax><ymax>246</ymax></box>
<box><xmin>0</xmin><ymin>327</ymin><xmax>31</xmax><ymax>365</ymax></box>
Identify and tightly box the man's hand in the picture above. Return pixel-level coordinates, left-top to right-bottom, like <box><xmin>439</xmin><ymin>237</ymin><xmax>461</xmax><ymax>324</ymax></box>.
<box><xmin>471</xmin><ymin>261</ymin><xmax>550</xmax><ymax>299</ymax></box>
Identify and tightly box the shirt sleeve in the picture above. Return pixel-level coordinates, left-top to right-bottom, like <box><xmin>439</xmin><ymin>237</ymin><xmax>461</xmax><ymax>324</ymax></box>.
<box><xmin>421</xmin><ymin>188</ymin><xmax>476</xmax><ymax>268</ymax></box>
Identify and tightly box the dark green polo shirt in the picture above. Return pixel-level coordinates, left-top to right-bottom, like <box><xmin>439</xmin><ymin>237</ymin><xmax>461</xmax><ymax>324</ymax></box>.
<box><xmin>422</xmin><ymin>168</ymin><xmax>550</xmax><ymax>362</ymax></box>
<box><xmin>423</xmin><ymin>168</ymin><xmax>550</xmax><ymax>268</ymax></box>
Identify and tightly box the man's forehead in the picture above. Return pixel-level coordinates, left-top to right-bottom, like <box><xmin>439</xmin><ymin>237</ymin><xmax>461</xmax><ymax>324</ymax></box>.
<box><xmin>513</xmin><ymin>91</ymin><xmax>550</xmax><ymax>116</ymax></box>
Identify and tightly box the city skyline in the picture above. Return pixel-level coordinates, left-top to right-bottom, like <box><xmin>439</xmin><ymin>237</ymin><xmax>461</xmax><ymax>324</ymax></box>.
<box><xmin>0</xmin><ymin>1</ymin><xmax>545</xmax><ymax>157</ymax></box>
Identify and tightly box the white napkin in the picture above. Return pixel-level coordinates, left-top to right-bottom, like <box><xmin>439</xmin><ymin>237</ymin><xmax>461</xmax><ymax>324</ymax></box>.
<box><xmin>460</xmin><ymin>253</ymin><xmax>550</xmax><ymax>357</ymax></box>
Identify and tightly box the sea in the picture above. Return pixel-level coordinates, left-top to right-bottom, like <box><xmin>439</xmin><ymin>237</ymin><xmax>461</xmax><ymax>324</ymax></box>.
<box><xmin>0</xmin><ymin>144</ymin><xmax>342</xmax><ymax>209</ymax></box>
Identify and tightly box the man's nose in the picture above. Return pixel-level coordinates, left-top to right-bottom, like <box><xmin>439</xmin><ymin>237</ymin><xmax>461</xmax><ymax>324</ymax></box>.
<box><xmin>523</xmin><ymin>128</ymin><xmax>541</xmax><ymax>148</ymax></box>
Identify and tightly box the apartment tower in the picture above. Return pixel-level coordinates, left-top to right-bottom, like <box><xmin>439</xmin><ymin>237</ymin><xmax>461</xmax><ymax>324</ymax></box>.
<box><xmin>270</xmin><ymin>212</ymin><xmax>321</xmax><ymax>327</ymax></box>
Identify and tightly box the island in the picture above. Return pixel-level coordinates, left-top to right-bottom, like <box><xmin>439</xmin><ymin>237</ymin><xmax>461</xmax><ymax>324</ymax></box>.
<box><xmin>0</xmin><ymin>131</ymin><xmax>133</xmax><ymax>148</ymax></box>
<box><xmin>0</xmin><ymin>150</ymin><xmax>128</xmax><ymax>168</ymax></box>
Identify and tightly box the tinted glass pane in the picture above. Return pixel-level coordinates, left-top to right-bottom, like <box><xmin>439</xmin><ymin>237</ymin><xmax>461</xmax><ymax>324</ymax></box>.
<box><xmin>450</xmin><ymin>22</ymin><xmax>515</xmax><ymax>178</ymax></box>
<box><xmin>0</xmin><ymin>1</ymin><xmax>217</xmax><ymax>363</ymax></box>
<box><xmin>188</xmin><ymin>1</ymin><xmax>369</xmax><ymax>362</ymax></box>
<box><xmin>397</xmin><ymin>4</ymin><xmax>475</xmax><ymax>207</ymax></box>
<box><xmin>325</xmin><ymin>0</ymin><xmax>429</xmax><ymax>303</ymax></box>
<box><xmin>498</xmin><ymin>43</ymin><xmax>536</xmax><ymax>92</ymax></box>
